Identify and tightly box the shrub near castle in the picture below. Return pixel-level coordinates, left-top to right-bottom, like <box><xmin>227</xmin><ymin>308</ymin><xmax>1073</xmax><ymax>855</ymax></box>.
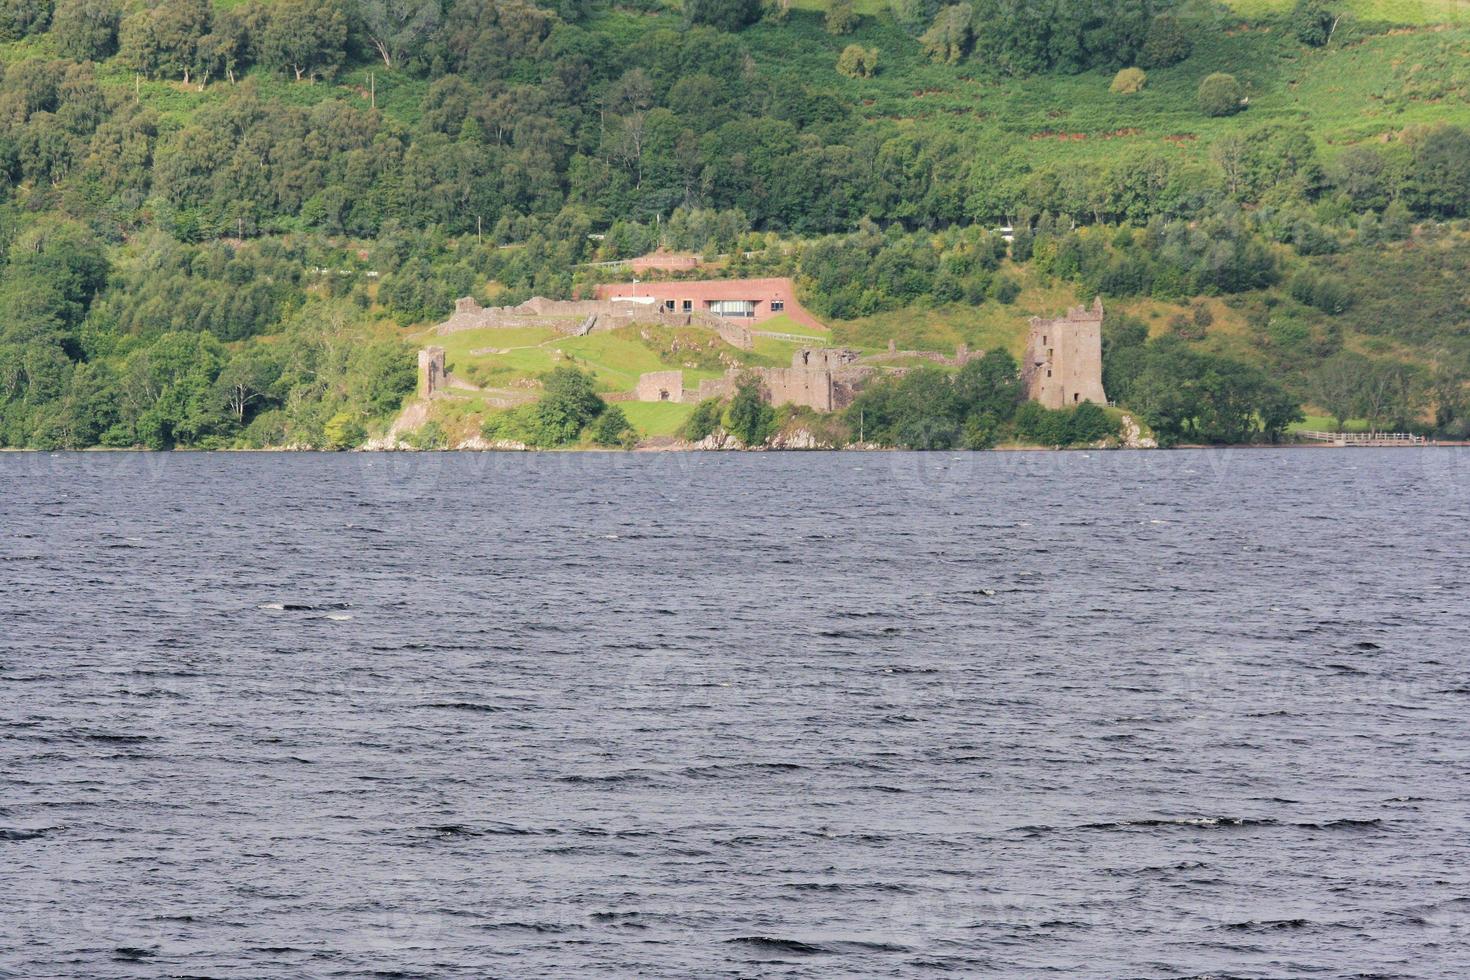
<box><xmin>592</xmin><ymin>407</ymin><xmax>638</xmax><ymax>449</ymax></box>
<box><xmin>726</xmin><ymin>376</ymin><xmax>778</xmax><ymax>447</ymax></box>
<box><xmin>481</xmin><ymin>367</ymin><xmax>612</xmax><ymax>448</ymax></box>
<box><xmin>679</xmin><ymin>400</ymin><xmax>725</xmax><ymax>443</ymax></box>
<box><xmin>841</xmin><ymin>350</ymin><xmax>1118</xmax><ymax>450</ymax></box>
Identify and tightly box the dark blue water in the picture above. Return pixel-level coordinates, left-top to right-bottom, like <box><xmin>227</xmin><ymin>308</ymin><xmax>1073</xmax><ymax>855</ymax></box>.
<box><xmin>3</xmin><ymin>449</ymin><xmax>1469</xmax><ymax>978</ymax></box>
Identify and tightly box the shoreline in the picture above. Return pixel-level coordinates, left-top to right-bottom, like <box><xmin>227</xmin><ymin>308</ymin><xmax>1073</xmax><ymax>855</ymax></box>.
<box><xmin>3</xmin><ymin>441</ymin><xmax>1468</xmax><ymax>455</ymax></box>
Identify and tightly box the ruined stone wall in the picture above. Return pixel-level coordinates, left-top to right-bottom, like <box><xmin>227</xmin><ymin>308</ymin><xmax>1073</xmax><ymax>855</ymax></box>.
<box><xmin>635</xmin><ymin>371</ymin><xmax>688</xmax><ymax>404</ymax></box>
<box><xmin>435</xmin><ymin>296</ymin><xmax>754</xmax><ymax>349</ymax></box>
<box><xmin>860</xmin><ymin>343</ymin><xmax>979</xmax><ymax>368</ymax></box>
<box><xmin>518</xmin><ymin>297</ymin><xmax>612</xmax><ymax>318</ymax></box>
<box><xmin>792</xmin><ymin>348</ymin><xmax>861</xmax><ymax>371</ymax></box>
<box><xmin>827</xmin><ymin>368</ymin><xmax>874</xmax><ymax>412</ymax></box>
<box><xmin>1024</xmin><ymin>298</ymin><xmax>1108</xmax><ymax>409</ymax></box>
<box><xmin>760</xmin><ymin>368</ymin><xmax>836</xmax><ymax>413</ymax></box>
<box><xmin>694</xmin><ymin>377</ymin><xmax>736</xmax><ymax>402</ymax></box>
<box><xmin>436</xmin><ymin>297</ymin><xmax>599</xmax><ymax>335</ymax></box>
<box><xmin>633</xmin><ymin>348</ymin><xmax>879</xmax><ymax>413</ymax></box>
<box><xmin>712</xmin><ymin>318</ymin><xmax>754</xmax><ymax>350</ymax></box>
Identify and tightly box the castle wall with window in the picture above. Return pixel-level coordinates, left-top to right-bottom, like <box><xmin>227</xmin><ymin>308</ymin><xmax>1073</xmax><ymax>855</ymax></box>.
<box><xmin>1023</xmin><ymin>298</ymin><xmax>1109</xmax><ymax>409</ymax></box>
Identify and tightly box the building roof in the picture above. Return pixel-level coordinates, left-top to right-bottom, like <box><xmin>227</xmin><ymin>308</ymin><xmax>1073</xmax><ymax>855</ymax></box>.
<box><xmin>595</xmin><ymin>277</ymin><xmax>801</xmax><ymax>301</ymax></box>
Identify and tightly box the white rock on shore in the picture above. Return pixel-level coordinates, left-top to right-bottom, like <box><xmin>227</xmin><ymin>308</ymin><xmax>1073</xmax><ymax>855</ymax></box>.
<box><xmin>1120</xmin><ymin>414</ymin><xmax>1158</xmax><ymax>449</ymax></box>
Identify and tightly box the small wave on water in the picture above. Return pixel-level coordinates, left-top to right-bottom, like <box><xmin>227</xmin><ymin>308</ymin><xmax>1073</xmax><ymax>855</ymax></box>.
<box><xmin>1219</xmin><ymin>918</ymin><xmax>1316</xmax><ymax>932</ymax></box>
<box><xmin>0</xmin><ymin>827</ymin><xmax>57</xmax><ymax>841</ymax></box>
<box><xmin>416</xmin><ymin>701</ymin><xmax>513</xmax><ymax>713</ymax></box>
<box><xmin>1043</xmin><ymin>816</ymin><xmax>1389</xmax><ymax>835</ymax></box>
<box><xmin>725</xmin><ymin>936</ymin><xmax>913</xmax><ymax>957</ymax></box>
<box><xmin>723</xmin><ymin>936</ymin><xmax>834</xmax><ymax>955</ymax></box>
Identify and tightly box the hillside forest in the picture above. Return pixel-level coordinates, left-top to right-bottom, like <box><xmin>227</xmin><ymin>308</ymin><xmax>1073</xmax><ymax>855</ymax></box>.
<box><xmin>2</xmin><ymin>0</ymin><xmax>1470</xmax><ymax>449</ymax></box>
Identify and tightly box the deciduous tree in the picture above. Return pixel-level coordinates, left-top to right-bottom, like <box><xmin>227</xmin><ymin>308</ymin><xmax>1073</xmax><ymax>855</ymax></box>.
<box><xmin>360</xmin><ymin>0</ymin><xmax>442</xmax><ymax>70</ymax></box>
<box><xmin>920</xmin><ymin>4</ymin><xmax>972</xmax><ymax>64</ymax></box>
<box><xmin>826</xmin><ymin>0</ymin><xmax>858</xmax><ymax>34</ymax></box>
<box><xmin>684</xmin><ymin>0</ymin><xmax>761</xmax><ymax>32</ymax></box>
<box><xmin>1138</xmin><ymin>14</ymin><xmax>1191</xmax><ymax>69</ymax></box>
<box><xmin>726</xmin><ymin>373</ymin><xmax>775</xmax><ymax>446</ymax></box>
<box><xmin>1291</xmin><ymin>0</ymin><xmax>1335</xmax><ymax>47</ymax></box>
<box><xmin>51</xmin><ymin>0</ymin><xmax>121</xmax><ymax>61</ymax></box>
<box><xmin>258</xmin><ymin>0</ymin><xmax>349</xmax><ymax>82</ymax></box>
<box><xmin>1408</xmin><ymin>125</ymin><xmax>1470</xmax><ymax>219</ymax></box>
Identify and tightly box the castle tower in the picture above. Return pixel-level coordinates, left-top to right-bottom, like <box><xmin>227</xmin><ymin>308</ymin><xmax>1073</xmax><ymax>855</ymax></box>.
<box><xmin>1023</xmin><ymin>298</ymin><xmax>1108</xmax><ymax>409</ymax></box>
<box><xmin>419</xmin><ymin>347</ymin><xmax>447</xmax><ymax>397</ymax></box>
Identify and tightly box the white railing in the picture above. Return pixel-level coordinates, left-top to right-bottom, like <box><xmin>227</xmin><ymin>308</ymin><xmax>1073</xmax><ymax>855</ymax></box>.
<box><xmin>752</xmin><ymin>330</ymin><xmax>828</xmax><ymax>344</ymax></box>
<box><xmin>1299</xmin><ymin>430</ymin><xmax>1428</xmax><ymax>446</ymax></box>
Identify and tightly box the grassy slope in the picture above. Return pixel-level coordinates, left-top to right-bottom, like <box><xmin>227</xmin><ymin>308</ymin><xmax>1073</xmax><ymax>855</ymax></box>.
<box><xmin>743</xmin><ymin>10</ymin><xmax>1470</xmax><ymax>178</ymax></box>
<box><xmin>13</xmin><ymin>0</ymin><xmax>1462</xmax><ymax>168</ymax></box>
<box><xmin>1226</xmin><ymin>0</ymin><xmax>1470</xmax><ymax>22</ymax></box>
<box><xmin>792</xmin><ymin>0</ymin><xmax>1470</xmax><ymax>27</ymax></box>
<box><xmin>619</xmin><ymin>401</ymin><xmax>697</xmax><ymax>436</ymax></box>
<box><xmin>425</xmin><ymin>326</ymin><xmax>731</xmax><ymax>393</ymax></box>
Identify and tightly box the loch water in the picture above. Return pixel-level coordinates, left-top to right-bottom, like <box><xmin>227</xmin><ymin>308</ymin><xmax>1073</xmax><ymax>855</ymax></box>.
<box><xmin>2</xmin><ymin>449</ymin><xmax>1469</xmax><ymax>978</ymax></box>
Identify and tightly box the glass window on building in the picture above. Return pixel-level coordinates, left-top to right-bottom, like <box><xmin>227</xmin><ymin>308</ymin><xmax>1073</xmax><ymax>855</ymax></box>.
<box><xmin>708</xmin><ymin>300</ymin><xmax>757</xmax><ymax>318</ymax></box>
<box><xmin>771</xmin><ymin>301</ymin><xmax>785</xmax><ymax>312</ymax></box>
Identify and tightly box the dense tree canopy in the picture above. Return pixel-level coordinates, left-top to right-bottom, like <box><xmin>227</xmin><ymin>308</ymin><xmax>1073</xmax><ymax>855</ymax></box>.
<box><xmin>685</xmin><ymin>0</ymin><xmax>762</xmax><ymax>32</ymax></box>
<box><xmin>51</xmin><ymin>0</ymin><xmax>121</xmax><ymax>61</ymax></box>
<box><xmin>967</xmin><ymin>0</ymin><xmax>1161</xmax><ymax>74</ymax></box>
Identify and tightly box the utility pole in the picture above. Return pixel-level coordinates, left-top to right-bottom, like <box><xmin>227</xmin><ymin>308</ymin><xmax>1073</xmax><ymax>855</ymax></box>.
<box><xmin>476</xmin><ymin>214</ymin><xmax>482</xmax><ymax>244</ymax></box>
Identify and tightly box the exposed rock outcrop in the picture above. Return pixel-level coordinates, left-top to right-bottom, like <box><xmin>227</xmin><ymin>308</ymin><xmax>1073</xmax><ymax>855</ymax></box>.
<box><xmin>456</xmin><ymin>436</ymin><xmax>531</xmax><ymax>451</ymax></box>
<box><xmin>1120</xmin><ymin>413</ymin><xmax>1158</xmax><ymax>449</ymax></box>
<box><xmin>770</xmin><ymin>428</ymin><xmax>833</xmax><ymax>450</ymax></box>
<box><xmin>693</xmin><ymin>431</ymin><xmax>742</xmax><ymax>451</ymax></box>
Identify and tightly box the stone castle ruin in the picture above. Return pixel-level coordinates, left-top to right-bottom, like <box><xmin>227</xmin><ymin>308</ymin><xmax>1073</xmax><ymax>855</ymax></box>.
<box><xmin>419</xmin><ymin>282</ymin><xmax>1110</xmax><ymax>423</ymax></box>
<box><xmin>1023</xmin><ymin>298</ymin><xmax>1108</xmax><ymax>409</ymax></box>
<box><xmin>632</xmin><ymin>299</ymin><xmax>1109</xmax><ymax>415</ymax></box>
<box><xmin>635</xmin><ymin>371</ymin><xmax>689</xmax><ymax>404</ymax></box>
